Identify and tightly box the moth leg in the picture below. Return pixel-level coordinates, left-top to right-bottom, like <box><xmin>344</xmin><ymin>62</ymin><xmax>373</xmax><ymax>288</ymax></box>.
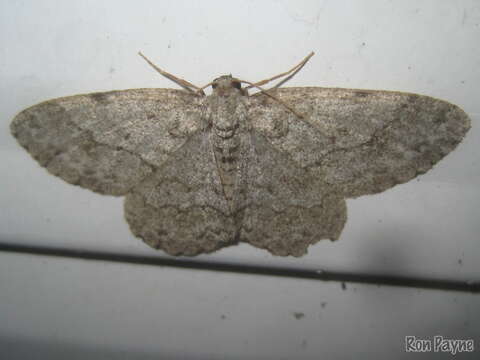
<box><xmin>138</xmin><ymin>52</ymin><xmax>204</xmax><ymax>95</ymax></box>
<box><xmin>245</xmin><ymin>51</ymin><xmax>314</xmax><ymax>89</ymax></box>
<box><xmin>241</xmin><ymin>79</ymin><xmax>305</xmax><ymax>118</ymax></box>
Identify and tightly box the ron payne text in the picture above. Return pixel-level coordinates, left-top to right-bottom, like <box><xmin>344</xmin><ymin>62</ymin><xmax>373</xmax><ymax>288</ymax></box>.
<box><xmin>405</xmin><ymin>335</ymin><xmax>474</xmax><ymax>355</ymax></box>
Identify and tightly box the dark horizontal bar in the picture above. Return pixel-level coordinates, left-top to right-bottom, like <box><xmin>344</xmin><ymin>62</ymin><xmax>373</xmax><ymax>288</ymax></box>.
<box><xmin>0</xmin><ymin>242</ymin><xmax>478</xmax><ymax>293</ymax></box>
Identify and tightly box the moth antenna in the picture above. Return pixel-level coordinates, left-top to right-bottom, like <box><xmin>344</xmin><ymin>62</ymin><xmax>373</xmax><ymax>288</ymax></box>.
<box><xmin>240</xmin><ymin>79</ymin><xmax>305</xmax><ymax>119</ymax></box>
<box><xmin>246</xmin><ymin>52</ymin><xmax>314</xmax><ymax>90</ymax></box>
<box><xmin>138</xmin><ymin>52</ymin><xmax>204</xmax><ymax>95</ymax></box>
<box><xmin>198</xmin><ymin>81</ymin><xmax>214</xmax><ymax>91</ymax></box>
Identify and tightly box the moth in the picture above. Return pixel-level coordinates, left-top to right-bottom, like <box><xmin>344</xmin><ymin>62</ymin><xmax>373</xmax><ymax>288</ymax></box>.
<box><xmin>10</xmin><ymin>52</ymin><xmax>471</xmax><ymax>256</ymax></box>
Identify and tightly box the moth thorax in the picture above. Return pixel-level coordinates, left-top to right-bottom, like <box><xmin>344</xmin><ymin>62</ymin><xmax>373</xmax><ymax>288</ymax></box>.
<box><xmin>209</xmin><ymin>93</ymin><xmax>247</xmax><ymax>139</ymax></box>
<box><xmin>213</xmin><ymin>119</ymin><xmax>239</xmax><ymax>139</ymax></box>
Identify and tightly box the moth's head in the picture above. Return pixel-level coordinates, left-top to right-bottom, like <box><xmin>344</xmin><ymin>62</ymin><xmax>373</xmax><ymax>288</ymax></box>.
<box><xmin>211</xmin><ymin>75</ymin><xmax>246</xmax><ymax>96</ymax></box>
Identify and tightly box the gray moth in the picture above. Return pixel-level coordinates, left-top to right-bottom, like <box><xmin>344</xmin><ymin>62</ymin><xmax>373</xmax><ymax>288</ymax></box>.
<box><xmin>10</xmin><ymin>53</ymin><xmax>471</xmax><ymax>257</ymax></box>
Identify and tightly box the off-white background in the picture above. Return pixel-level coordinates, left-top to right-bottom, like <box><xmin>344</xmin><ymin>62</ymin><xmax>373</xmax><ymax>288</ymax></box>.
<box><xmin>1</xmin><ymin>1</ymin><xmax>479</xmax><ymax>359</ymax></box>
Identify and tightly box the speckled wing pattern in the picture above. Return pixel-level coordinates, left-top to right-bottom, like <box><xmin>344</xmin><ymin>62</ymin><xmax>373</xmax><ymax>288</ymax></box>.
<box><xmin>239</xmin><ymin>132</ymin><xmax>347</xmax><ymax>256</ymax></box>
<box><xmin>124</xmin><ymin>131</ymin><xmax>237</xmax><ymax>256</ymax></box>
<box><xmin>249</xmin><ymin>87</ymin><xmax>470</xmax><ymax>198</ymax></box>
<box><xmin>11</xmin><ymin>89</ymin><xmax>203</xmax><ymax>195</ymax></box>
<box><xmin>124</xmin><ymin>124</ymin><xmax>347</xmax><ymax>257</ymax></box>
<box><xmin>11</xmin><ymin>84</ymin><xmax>470</xmax><ymax>257</ymax></box>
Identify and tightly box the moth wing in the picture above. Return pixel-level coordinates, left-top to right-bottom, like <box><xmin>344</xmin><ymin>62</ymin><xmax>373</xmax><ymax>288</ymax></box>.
<box><xmin>124</xmin><ymin>131</ymin><xmax>236</xmax><ymax>256</ymax></box>
<box><xmin>240</xmin><ymin>132</ymin><xmax>347</xmax><ymax>257</ymax></box>
<box><xmin>11</xmin><ymin>89</ymin><xmax>204</xmax><ymax>195</ymax></box>
<box><xmin>249</xmin><ymin>87</ymin><xmax>470</xmax><ymax>198</ymax></box>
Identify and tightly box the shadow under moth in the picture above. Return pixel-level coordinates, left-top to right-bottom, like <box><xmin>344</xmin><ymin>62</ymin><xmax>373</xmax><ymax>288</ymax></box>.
<box><xmin>10</xmin><ymin>52</ymin><xmax>471</xmax><ymax>256</ymax></box>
